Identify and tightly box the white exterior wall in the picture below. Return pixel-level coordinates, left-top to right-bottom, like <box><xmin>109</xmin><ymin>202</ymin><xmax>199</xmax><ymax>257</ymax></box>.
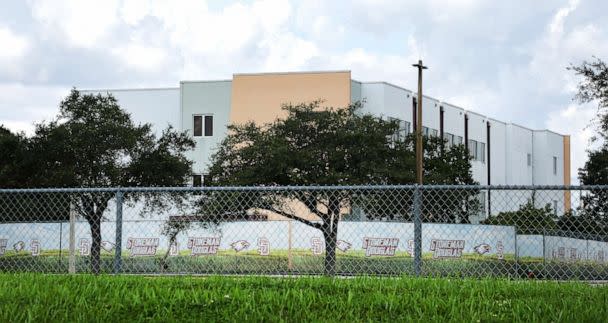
<box><xmin>180</xmin><ymin>81</ymin><xmax>232</xmax><ymax>174</ymax></box>
<box><xmin>421</xmin><ymin>95</ymin><xmax>440</xmax><ymax>135</ymax></box>
<box><xmin>533</xmin><ymin>130</ymin><xmax>566</xmax><ymax>215</ymax></box>
<box><xmin>506</xmin><ymin>124</ymin><xmax>534</xmax><ymax>185</ymax></box>
<box><xmin>466</xmin><ymin>112</ymin><xmax>487</xmax><ymax>185</ymax></box>
<box><xmin>441</xmin><ymin>103</ymin><xmax>465</xmax><ymax>143</ymax></box>
<box><xmin>489</xmin><ymin>119</ymin><xmax>507</xmax><ymax>186</ymax></box>
<box><xmin>360</xmin><ymin>82</ymin><xmax>413</xmax><ymax>124</ymax></box>
<box><xmin>81</xmin><ymin>88</ymin><xmax>180</xmax><ymax>138</ymax></box>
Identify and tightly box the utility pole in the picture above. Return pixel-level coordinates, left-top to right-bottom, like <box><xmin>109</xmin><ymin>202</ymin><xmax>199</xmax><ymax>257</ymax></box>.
<box><xmin>412</xmin><ymin>60</ymin><xmax>427</xmax><ymax>184</ymax></box>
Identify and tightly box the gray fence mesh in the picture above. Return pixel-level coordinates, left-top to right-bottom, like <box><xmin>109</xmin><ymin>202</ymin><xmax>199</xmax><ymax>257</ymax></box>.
<box><xmin>0</xmin><ymin>185</ymin><xmax>606</xmax><ymax>279</ymax></box>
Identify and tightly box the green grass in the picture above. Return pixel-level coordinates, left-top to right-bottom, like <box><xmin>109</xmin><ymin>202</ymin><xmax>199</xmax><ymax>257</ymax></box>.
<box><xmin>2</xmin><ymin>250</ymin><xmax>608</xmax><ymax>280</ymax></box>
<box><xmin>0</xmin><ymin>274</ymin><xmax>606</xmax><ymax>322</ymax></box>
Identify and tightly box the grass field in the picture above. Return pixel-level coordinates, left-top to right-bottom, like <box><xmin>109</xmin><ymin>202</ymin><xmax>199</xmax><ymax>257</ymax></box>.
<box><xmin>2</xmin><ymin>250</ymin><xmax>608</xmax><ymax>280</ymax></box>
<box><xmin>0</xmin><ymin>274</ymin><xmax>606</xmax><ymax>322</ymax></box>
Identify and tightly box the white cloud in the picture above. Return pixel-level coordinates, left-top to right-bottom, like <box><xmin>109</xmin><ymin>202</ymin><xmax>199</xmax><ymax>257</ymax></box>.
<box><xmin>120</xmin><ymin>0</ymin><xmax>151</xmax><ymax>26</ymax></box>
<box><xmin>29</xmin><ymin>0</ymin><xmax>120</xmax><ymax>48</ymax></box>
<box><xmin>548</xmin><ymin>0</ymin><xmax>581</xmax><ymax>35</ymax></box>
<box><xmin>0</xmin><ymin>27</ymin><xmax>28</xmax><ymax>60</ymax></box>
<box><xmin>111</xmin><ymin>43</ymin><xmax>167</xmax><ymax>72</ymax></box>
<box><xmin>0</xmin><ymin>83</ymin><xmax>68</xmax><ymax>135</ymax></box>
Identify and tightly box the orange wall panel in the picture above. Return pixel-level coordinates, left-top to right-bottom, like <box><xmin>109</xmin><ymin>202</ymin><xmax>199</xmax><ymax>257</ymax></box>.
<box><xmin>230</xmin><ymin>71</ymin><xmax>351</xmax><ymax>125</ymax></box>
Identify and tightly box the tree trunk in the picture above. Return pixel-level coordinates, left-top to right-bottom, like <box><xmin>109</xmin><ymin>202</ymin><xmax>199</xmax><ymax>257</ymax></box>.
<box><xmin>89</xmin><ymin>218</ymin><xmax>101</xmax><ymax>275</ymax></box>
<box><xmin>322</xmin><ymin>219</ymin><xmax>339</xmax><ymax>276</ymax></box>
<box><xmin>322</xmin><ymin>197</ymin><xmax>341</xmax><ymax>276</ymax></box>
<box><xmin>160</xmin><ymin>233</ymin><xmax>177</xmax><ymax>273</ymax></box>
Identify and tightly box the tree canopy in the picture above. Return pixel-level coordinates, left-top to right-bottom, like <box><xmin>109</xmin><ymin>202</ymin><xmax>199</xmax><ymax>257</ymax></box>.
<box><xmin>0</xmin><ymin>89</ymin><xmax>195</xmax><ymax>273</ymax></box>
<box><xmin>201</xmin><ymin>101</ymin><xmax>478</xmax><ymax>274</ymax></box>
<box><xmin>570</xmin><ymin>57</ymin><xmax>608</xmax><ymax>238</ymax></box>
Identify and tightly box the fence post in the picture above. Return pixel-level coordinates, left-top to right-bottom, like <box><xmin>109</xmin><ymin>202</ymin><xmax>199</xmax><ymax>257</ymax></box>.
<box><xmin>68</xmin><ymin>200</ymin><xmax>76</xmax><ymax>274</ymax></box>
<box><xmin>114</xmin><ymin>190</ymin><xmax>123</xmax><ymax>274</ymax></box>
<box><xmin>413</xmin><ymin>185</ymin><xmax>422</xmax><ymax>277</ymax></box>
<box><xmin>514</xmin><ymin>225</ymin><xmax>520</xmax><ymax>278</ymax></box>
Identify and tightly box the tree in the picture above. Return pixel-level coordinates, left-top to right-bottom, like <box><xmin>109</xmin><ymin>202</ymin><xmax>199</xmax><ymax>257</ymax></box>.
<box><xmin>1</xmin><ymin>89</ymin><xmax>195</xmax><ymax>274</ymax></box>
<box><xmin>483</xmin><ymin>201</ymin><xmax>557</xmax><ymax>234</ymax></box>
<box><xmin>200</xmin><ymin>101</ymin><xmax>478</xmax><ymax>275</ymax></box>
<box><xmin>570</xmin><ymin>57</ymin><xmax>608</xmax><ymax>237</ymax></box>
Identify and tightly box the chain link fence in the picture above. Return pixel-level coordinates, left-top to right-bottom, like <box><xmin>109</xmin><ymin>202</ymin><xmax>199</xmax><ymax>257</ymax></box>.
<box><xmin>0</xmin><ymin>185</ymin><xmax>607</xmax><ymax>279</ymax></box>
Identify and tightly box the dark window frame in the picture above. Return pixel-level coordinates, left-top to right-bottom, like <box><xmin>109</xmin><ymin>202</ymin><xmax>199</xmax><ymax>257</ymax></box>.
<box><xmin>193</xmin><ymin>114</ymin><xmax>214</xmax><ymax>137</ymax></box>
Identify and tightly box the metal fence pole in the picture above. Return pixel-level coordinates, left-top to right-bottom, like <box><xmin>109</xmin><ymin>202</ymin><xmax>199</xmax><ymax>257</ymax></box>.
<box><xmin>514</xmin><ymin>225</ymin><xmax>520</xmax><ymax>278</ymax></box>
<box><xmin>413</xmin><ymin>185</ymin><xmax>422</xmax><ymax>276</ymax></box>
<box><xmin>68</xmin><ymin>201</ymin><xmax>76</xmax><ymax>274</ymax></box>
<box><xmin>114</xmin><ymin>190</ymin><xmax>123</xmax><ymax>274</ymax></box>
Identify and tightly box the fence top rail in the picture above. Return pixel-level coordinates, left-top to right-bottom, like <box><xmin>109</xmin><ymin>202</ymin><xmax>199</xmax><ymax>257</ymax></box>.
<box><xmin>0</xmin><ymin>184</ymin><xmax>606</xmax><ymax>193</ymax></box>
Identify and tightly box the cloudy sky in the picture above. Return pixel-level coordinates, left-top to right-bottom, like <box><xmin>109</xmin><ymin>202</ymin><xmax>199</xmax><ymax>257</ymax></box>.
<box><xmin>0</xmin><ymin>0</ymin><xmax>607</xmax><ymax>183</ymax></box>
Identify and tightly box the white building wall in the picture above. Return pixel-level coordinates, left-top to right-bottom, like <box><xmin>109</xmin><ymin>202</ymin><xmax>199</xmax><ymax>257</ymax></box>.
<box><xmin>533</xmin><ymin>130</ymin><xmax>566</xmax><ymax>215</ymax></box>
<box><xmin>506</xmin><ymin>124</ymin><xmax>534</xmax><ymax>186</ymax></box>
<box><xmin>466</xmin><ymin>112</ymin><xmax>487</xmax><ymax>185</ymax></box>
<box><xmin>441</xmin><ymin>103</ymin><xmax>465</xmax><ymax>143</ymax></box>
<box><xmin>421</xmin><ymin>95</ymin><xmax>440</xmax><ymax>135</ymax></box>
<box><xmin>81</xmin><ymin>88</ymin><xmax>180</xmax><ymax>138</ymax></box>
<box><xmin>180</xmin><ymin>81</ymin><xmax>232</xmax><ymax>175</ymax></box>
<box><xmin>489</xmin><ymin>119</ymin><xmax>507</xmax><ymax>186</ymax></box>
<box><xmin>360</xmin><ymin>82</ymin><xmax>414</xmax><ymax>123</ymax></box>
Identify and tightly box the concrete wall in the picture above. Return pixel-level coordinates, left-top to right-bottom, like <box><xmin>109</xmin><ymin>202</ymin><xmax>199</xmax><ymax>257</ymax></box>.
<box><xmin>180</xmin><ymin>81</ymin><xmax>232</xmax><ymax>174</ymax></box>
<box><xmin>81</xmin><ymin>88</ymin><xmax>180</xmax><ymax>138</ymax></box>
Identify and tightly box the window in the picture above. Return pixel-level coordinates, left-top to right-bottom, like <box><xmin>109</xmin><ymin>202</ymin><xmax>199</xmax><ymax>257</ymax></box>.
<box><xmin>527</xmin><ymin>153</ymin><xmax>532</xmax><ymax>166</ymax></box>
<box><xmin>553</xmin><ymin>200</ymin><xmax>558</xmax><ymax>215</ymax></box>
<box><xmin>387</xmin><ymin>117</ymin><xmax>410</xmax><ymax>146</ymax></box>
<box><xmin>479</xmin><ymin>142</ymin><xmax>485</xmax><ymax>163</ymax></box>
<box><xmin>444</xmin><ymin>133</ymin><xmax>454</xmax><ymax>148</ymax></box>
<box><xmin>454</xmin><ymin>136</ymin><xmax>463</xmax><ymax>145</ymax></box>
<box><xmin>468</xmin><ymin>139</ymin><xmax>477</xmax><ymax>159</ymax></box>
<box><xmin>203</xmin><ymin>174</ymin><xmax>213</xmax><ymax>186</ymax></box>
<box><xmin>192</xmin><ymin>174</ymin><xmax>202</xmax><ymax>187</ymax></box>
<box><xmin>553</xmin><ymin>156</ymin><xmax>557</xmax><ymax>175</ymax></box>
<box><xmin>421</xmin><ymin>126</ymin><xmax>438</xmax><ymax>137</ymax></box>
<box><xmin>193</xmin><ymin>115</ymin><xmax>213</xmax><ymax>137</ymax></box>
<box><xmin>402</xmin><ymin>120</ymin><xmax>411</xmax><ymax>135</ymax></box>
<box><xmin>204</xmin><ymin>115</ymin><xmax>213</xmax><ymax>136</ymax></box>
<box><xmin>193</xmin><ymin>174</ymin><xmax>212</xmax><ymax>187</ymax></box>
<box><xmin>193</xmin><ymin>116</ymin><xmax>202</xmax><ymax>137</ymax></box>
<box><xmin>467</xmin><ymin>139</ymin><xmax>485</xmax><ymax>162</ymax></box>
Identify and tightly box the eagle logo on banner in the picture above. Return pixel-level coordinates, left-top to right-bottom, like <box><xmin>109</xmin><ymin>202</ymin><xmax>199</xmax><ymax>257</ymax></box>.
<box><xmin>230</xmin><ymin>240</ymin><xmax>250</xmax><ymax>252</ymax></box>
<box><xmin>474</xmin><ymin>244</ymin><xmax>491</xmax><ymax>255</ymax></box>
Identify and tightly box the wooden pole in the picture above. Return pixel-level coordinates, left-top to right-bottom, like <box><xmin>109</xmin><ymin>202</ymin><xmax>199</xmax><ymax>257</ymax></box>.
<box><xmin>412</xmin><ymin>60</ymin><xmax>428</xmax><ymax>184</ymax></box>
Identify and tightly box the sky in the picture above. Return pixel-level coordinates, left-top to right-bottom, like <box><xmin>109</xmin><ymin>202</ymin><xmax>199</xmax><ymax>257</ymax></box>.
<box><xmin>0</xmin><ymin>0</ymin><xmax>607</xmax><ymax>184</ymax></box>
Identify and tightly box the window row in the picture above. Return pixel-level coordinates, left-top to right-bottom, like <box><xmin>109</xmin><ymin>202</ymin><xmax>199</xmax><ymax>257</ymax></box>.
<box><xmin>192</xmin><ymin>174</ymin><xmax>213</xmax><ymax>187</ymax></box>
<box><xmin>443</xmin><ymin>132</ymin><xmax>463</xmax><ymax>148</ymax></box>
<box><xmin>527</xmin><ymin>153</ymin><xmax>558</xmax><ymax>176</ymax></box>
<box><xmin>422</xmin><ymin>126</ymin><xmax>438</xmax><ymax>138</ymax></box>
<box><xmin>387</xmin><ymin>118</ymin><xmax>411</xmax><ymax>144</ymax></box>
